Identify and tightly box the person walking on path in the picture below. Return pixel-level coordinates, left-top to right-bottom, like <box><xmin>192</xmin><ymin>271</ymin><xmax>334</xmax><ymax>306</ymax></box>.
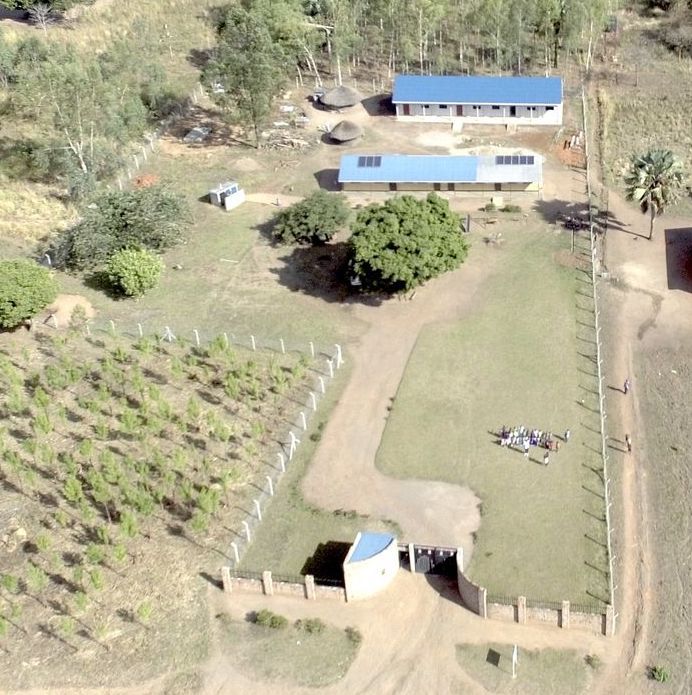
<box><xmin>523</xmin><ymin>440</ymin><xmax>530</xmax><ymax>459</ymax></box>
<box><xmin>624</xmin><ymin>378</ymin><xmax>631</xmax><ymax>395</ymax></box>
<box><xmin>543</xmin><ymin>451</ymin><xmax>550</xmax><ymax>466</ymax></box>
<box><xmin>564</xmin><ymin>429</ymin><xmax>571</xmax><ymax>442</ymax></box>
<box><xmin>625</xmin><ymin>434</ymin><xmax>632</xmax><ymax>453</ymax></box>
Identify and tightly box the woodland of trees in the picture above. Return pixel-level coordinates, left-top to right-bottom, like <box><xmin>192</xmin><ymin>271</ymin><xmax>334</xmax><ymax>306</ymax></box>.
<box><xmin>1</xmin><ymin>0</ymin><xmax>690</xmax><ymax>196</ymax></box>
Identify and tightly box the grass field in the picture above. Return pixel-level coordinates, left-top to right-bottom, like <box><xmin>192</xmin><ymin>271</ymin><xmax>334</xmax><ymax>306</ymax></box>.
<box><xmin>240</xmin><ymin>361</ymin><xmax>398</xmax><ymax>575</ymax></box>
<box><xmin>219</xmin><ymin>613</ymin><xmax>360</xmax><ymax>687</ymax></box>
<box><xmin>455</xmin><ymin>643</ymin><xmax>592</xmax><ymax>694</ymax></box>
<box><xmin>375</xmin><ymin>227</ymin><xmax>610</xmax><ymax>605</ymax></box>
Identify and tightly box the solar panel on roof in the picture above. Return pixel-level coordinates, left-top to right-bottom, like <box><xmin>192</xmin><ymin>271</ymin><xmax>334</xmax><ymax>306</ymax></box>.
<box><xmin>527</xmin><ymin>155</ymin><xmax>534</xmax><ymax>164</ymax></box>
<box><xmin>357</xmin><ymin>156</ymin><xmax>367</xmax><ymax>167</ymax></box>
<box><xmin>511</xmin><ymin>155</ymin><xmax>519</xmax><ymax>165</ymax></box>
<box><xmin>357</xmin><ymin>156</ymin><xmax>383</xmax><ymax>168</ymax></box>
<box><xmin>373</xmin><ymin>156</ymin><xmax>382</xmax><ymax>167</ymax></box>
<box><xmin>519</xmin><ymin>155</ymin><xmax>527</xmax><ymax>165</ymax></box>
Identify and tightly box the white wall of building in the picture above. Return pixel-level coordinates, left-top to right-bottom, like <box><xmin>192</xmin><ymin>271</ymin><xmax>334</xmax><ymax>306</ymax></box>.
<box><xmin>395</xmin><ymin>102</ymin><xmax>562</xmax><ymax>126</ymax></box>
<box><xmin>342</xmin><ymin>535</ymin><xmax>399</xmax><ymax>601</ymax></box>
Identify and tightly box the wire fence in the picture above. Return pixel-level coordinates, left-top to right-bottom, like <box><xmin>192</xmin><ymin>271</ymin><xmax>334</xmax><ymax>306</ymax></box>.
<box><xmin>581</xmin><ymin>85</ymin><xmax>616</xmax><ymax>628</ymax></box>
<box><xmin>69</xmin><ymin>317</ymin><xmax>345</xmax><ymax>572</ymax></box>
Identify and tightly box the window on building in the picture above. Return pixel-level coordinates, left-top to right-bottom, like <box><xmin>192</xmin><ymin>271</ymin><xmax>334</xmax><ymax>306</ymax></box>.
<box><xmin>439</xmin><ymin>104</ymin><xmax>447</xmax><ymax>108</ymax></box>
<box><xmin>545</xmin><ymin>106</ymin><xmax>555</xmax><ymax>111</ymax></box>
<box><xmin>423</xmin><ymin>104</ymin><xmax>430</xmax><ymax>109</ymax></box>
<box><xmin>492</xmin><ymin>105</ymin><xmax>500</xmax><ymax>110</ymax></box>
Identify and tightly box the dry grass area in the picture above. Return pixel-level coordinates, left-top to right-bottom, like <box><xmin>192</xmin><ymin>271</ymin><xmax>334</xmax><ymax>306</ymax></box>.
<box><xmin>0</xmin><ymin>326</ymin><xmax>321</xmax><ymax>688</ymax></box>
<box><xmin>596</xmin><ymin>11</ymin><xmax>692</xmax><ymax>212</ymax></box>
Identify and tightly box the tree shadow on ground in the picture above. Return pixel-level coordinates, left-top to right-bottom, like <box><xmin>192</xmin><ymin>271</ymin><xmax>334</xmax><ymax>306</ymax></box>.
<box><xmin>187</xmin><ymin>48</ymin><xmax>212</xmax><ymax>70</ymax></box>
<box><xmin>271</xmin><ymin>242</ymin><xmax>384</xmax><ymax>306</ymax></box>
<box><xmin>664</xmin><ymin>227</ymin><xmax>692</xmax><ymax>292</ymax></box>
<box><xmin>533</xmin><ymin>198</ymin><xmax>643</xmax><ymax>238</ymax></box>
<box><xmin>301</xmin><ymin>541</ymin><xmax>352</xmax><ymax>582</ymax></box>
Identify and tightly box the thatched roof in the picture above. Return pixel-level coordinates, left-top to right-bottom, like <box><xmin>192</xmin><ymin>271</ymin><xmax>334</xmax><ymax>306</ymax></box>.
<box><xmin>329</xmin><ymin>120</ymin><xmax>363</xmax><ymax>142</ymax></box>
<box><xmin>320</xmin><ymin>85</ymin><xmax>362</xmax><ymax>108</ymax></box>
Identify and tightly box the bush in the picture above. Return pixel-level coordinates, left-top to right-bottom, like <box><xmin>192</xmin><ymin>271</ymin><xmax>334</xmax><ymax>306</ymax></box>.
<box><xmin>253</xmin><ymin>609</ymin><xmax>288</xmax><ymax>629</ymax></box>
<box><xmin>105</xmin><ymin>248</ymin><xmax>164</xmax><ymax>298</ymax></box>
<box><xmin>501</xmin><ymin>204</ymin><xmax>522</xmax><ymax>213</ymax></box>
<box><xmin>649</xmin><ymin>665</ymin><xmax>669</xmax><ymax>683</ymax></box>
<box><xmin>483</xmin><ymin>202</ymin><xmax>497</xmax><ymax>212</ymax></box>
<box><xmin>294</xmin><ymin>617</ymin><xmax>325</xmax><ymax>634</ymax></box>
<box><xmin>272</xmin><ymin>191</ymin><xmax>350</xmax><ymax>245</ymax></box>
<box><xmin>51</xmin><ymin>186</ymin><xmax>191</xmax><ymax>269</ymax></box>
<box><xmin>584</xmin><ymin>653</ymin><xmax>601</xmax><ymax>670</ymax></box>
<box><xmin>0</xmin><ymin>260</ymin><xmax>58</xmax><ymax>328</ymax></box>
<box><xmin>344</xmin><ymin>626</ymin><xmax>362</xmax><ymax>645</ymax></box>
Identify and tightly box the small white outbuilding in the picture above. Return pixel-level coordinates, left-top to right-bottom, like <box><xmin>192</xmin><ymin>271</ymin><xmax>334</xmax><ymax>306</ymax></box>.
<box><xmin>209</xmin><ymin>181</ymin><xmax>246</xmax><ymax>211</ymax></box>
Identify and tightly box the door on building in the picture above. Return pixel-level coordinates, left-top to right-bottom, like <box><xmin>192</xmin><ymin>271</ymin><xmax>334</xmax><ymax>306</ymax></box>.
<box><xmin>456</xmin><ymin>105</ymin><xmax>463</xmax><ymax>116</ymax></box>
<box><xmin>510</xmin><ymin>106</ymin><xmax>517</xmax><ymax>117</ymax></box>
<box><xmin>403</xmin><ymin>103</ymin><xmax>410</xmax><ymax>116</ymax></box>
<box><xmin>434</xmin><ymin>182</ymin><xmax>442</xmax><ymax>191</ymax></box>
<box><xmin>389</xmin><ymin>182</ymin><xmax>397</xmax><ymax>191</ymax></box>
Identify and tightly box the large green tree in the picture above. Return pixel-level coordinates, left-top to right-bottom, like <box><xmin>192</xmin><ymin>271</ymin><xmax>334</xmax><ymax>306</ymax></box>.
<box><xmin>105</xmin><ymin>248</ymin><xmax>164</xmax><ymax>298</ymax></box>
<box><xmin>204</xmin><ymin>5</ymin><xmax>286</xmax><ymax>147</ymax></box>
<box><xmin>624</xmin><ymin>149</ymin><xmax>685</xmax><ymax>241</ymax></box>
<box><xmin>52</xmin><ymin>186</ymin><xmax>191</xmax><ymax>269</ymax></box>
<box><xmin>273</xmin><ymin>191</ymin><xmax>350</xmax><ymax>245</ymax></box>
<box><xmin>0</xmin><ymin>260</ymin><xmax>57</xmax><ymax>328</ymax></box>
<box><xmin>348</xmin><ymin>193</ymin><xmax>468</xmax><ymax>293</ymax></box>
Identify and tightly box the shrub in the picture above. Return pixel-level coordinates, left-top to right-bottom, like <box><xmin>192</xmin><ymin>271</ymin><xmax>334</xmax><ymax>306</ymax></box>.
<box><xmin>483</xmin><ymin>202</ymin><xmax>497</xmax><ymax>212</ymax></box>
<box><xmin>294</xmin><ymin>617</ymin><xmax>325</xmax><ymax>634</ymax></box>
<box><xmin>649</xmin><ymin>665</ymin><xmax>669</xmax><ymax>683</ymax></box>
<box><xmin>272</xmin><ymin>191</ymin><xmax>350</xmax><ymax>245</ymax></box>
<box><xmin>253</xmin><ymin>609</ymin><xmax>288</xmax><ymax>629</ymax></box>
<box><xmin>585</xmin><ymin>653</ymin><xmax>601</xmax><ymax>670</ymax></box>
<box><xmin>345</xmin><ymin>626</ymin><xmax>362</xmax><ymax>645</ymax></box>
<box><xmin>105</xmin><ymin>248</ymin><xmax>164</xmax><ymax>298</ymax></box>
<box><xmin>501</xmin><ymin>204</ymin><xmax>522</xmax><ymax>213</ymax></box>
<box><xmin>0</xmin><ymin>260</ymin><xmax>58</xmax><ymax>328</ymax></box>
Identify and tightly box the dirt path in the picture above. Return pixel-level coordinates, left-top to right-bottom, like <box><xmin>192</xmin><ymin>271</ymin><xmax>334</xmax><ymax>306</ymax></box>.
<box><xmin>301</xmin><ymin>258</ymin><xmax>493</xmax><ymax>554</ymax></box>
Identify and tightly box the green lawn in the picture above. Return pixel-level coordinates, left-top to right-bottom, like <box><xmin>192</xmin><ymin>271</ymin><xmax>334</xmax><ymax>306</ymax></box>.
<box><xmin>376</xmin><ymin>227</ymin><xmax>609</xmax><ymax>605</ymax></box>
<box><xmin>455</xmin><ymin>643</ymin><xmax>592</xmax><ymax>694</ymax></box>
<box><xmin>55</xmin><ymin>147</ymin><xmax>366</xmax><ymax>347</ymax></box>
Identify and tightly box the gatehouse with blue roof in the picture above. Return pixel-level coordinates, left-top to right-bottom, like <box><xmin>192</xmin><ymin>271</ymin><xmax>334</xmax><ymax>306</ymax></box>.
<box><xmin>392</xmin><ymin>75</ymin><xmax>563</xmax><ymax>127</ymax></box>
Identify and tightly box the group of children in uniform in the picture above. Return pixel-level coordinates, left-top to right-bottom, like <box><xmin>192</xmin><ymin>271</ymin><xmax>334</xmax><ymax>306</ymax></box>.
<box><xmin>498</xmin><ymin>425</ymin><xmax>571</xmax><ymax>465</ymax></box>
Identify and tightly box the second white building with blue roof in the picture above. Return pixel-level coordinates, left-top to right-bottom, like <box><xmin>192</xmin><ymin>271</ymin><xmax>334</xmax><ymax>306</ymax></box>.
<box><xmin>392</xmin><ymin>75</ymin><xmax>563</xmax><ymax>127</ymax></box>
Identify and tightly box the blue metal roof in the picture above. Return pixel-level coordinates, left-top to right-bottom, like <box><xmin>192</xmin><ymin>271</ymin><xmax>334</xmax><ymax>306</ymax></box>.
<box><xmin>348</xmin><ymin>532</ymin><xmax>395</xmax><ymax>563</ymax></box>
<box><xmin>393</xmin><ymin>75</ymin><xmax>563</xmax><ymax>106</ymax></box>
<box><xmin>339</xmin><ymin>154</ymin><xmax>479</xmax><ymax>183</ymax></box>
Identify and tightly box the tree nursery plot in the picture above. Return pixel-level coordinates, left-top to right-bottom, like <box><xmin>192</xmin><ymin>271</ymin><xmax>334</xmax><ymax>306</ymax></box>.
<box><xmin>0</xmin><ymin>327</ymin><xmax>320</xmax><ymax>687</ymax></box>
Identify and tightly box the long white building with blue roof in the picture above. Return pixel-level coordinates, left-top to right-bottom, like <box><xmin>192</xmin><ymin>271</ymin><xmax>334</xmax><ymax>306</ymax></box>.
<box><xmin>338</xmin><ymin>153</ymin><xmax>542</xmax><ymax>193</ymax></box>
<box><xmin>392</xmin><ymin>75</ymin><xmax>563</xmax><ymax>127</ymax></box>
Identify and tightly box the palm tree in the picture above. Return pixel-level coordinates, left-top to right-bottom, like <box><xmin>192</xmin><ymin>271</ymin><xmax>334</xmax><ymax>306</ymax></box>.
<box><xmin>624</xmin><ymin>149</ymin><xmax>685</xmax><ymax>240</ymax></box>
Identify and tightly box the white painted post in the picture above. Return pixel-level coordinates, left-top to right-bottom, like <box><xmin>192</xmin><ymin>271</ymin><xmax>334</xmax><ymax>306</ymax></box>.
<box><xmin>43</xmin><ymin>253</ymin><xmax>52</xmax><ymax>267</ymax></box>
<box><xmin>50</xmin><ymin>314</ymin><xmax>59</xmax><ymax>329</ymax></box>
<box><xmin>327</xmin><ymin>359</ymin><xmax>334</xmax><ymax>378</ymax></box>
<box><xmin>309</xmin><ymin>341</ymin><xmax>315</xmax><ymax>358</ymax></box>
<box><xmin>300</xmin><ymin>411</ymin><xmax>307</xmax><ymax>430</ymax></box>
<box><xmin>266</xmin><ymin>476</ymin><xmax>274</xmax><ymax>496</ymax></box>
<box><xmin>289</xmin><ymin>431</ymin><xmax>300</xmax><ymax>460</ymax></box>
<box><xmin>334</xmin><ymin>344</ymin><xmax>344</xmax><ymax>367</ymax></box>
<box><xmin>223</xmin><ymin>332</ymin><xmax>229</xmax><ymax>347</ymax></box>
<box><xmin>133</xmin><ymin>154</ymin><xmax>139</xmax><ymax>169</ymax></box>
<box><xmin>310</xmin><ymin>392</ymin><xmax>317</xmax><ymax>411</ymax></box>
<box><xmin>193</xmin><ymin>329</ymin><xmax>200</xmax><ymax>347</ymax></box>
<box><xmin>253</xmin><ymin>499</ymin><xmax>262</xmax><ymax>521</ymax></box>
<box><xmin>242</xmin><ymin>520</ymin><xmax>251</xmax><ymax>541</ymax></box>
<box><xmin>85</xmin><ymin>322</ymin><xmax>91</xmax><ymax>337</ymax></box>
<box><xmin>109</xmin><ymin>320</ymin><xmax>116</xmax><ymax>335</ymax></box>
<box><xmin>164</xmin><ymin>326</ymin><xmax>175</xmax><ymax>342</ymax></box>
<box><xmin>141</xmin><ymin>145</ymin><xmax>147</xmax><ymax>161</ymax></box>
<box><xmin>250</xmin><ymin>335</ymin><xmax>256</xmax><ymax>351</ymax></box>
<box><xmin>280</xmin><ymin>338</ymin><xmax>285</xmax><ymax>354</ymax></box>
<box><xmin>319</xmin><ymin>377</ymin><xmax>325</xmax><ymax>394</ymax></box>
<box><xmin>137</xmin><ymin>323</ymin><xmax>143</xmax><ymax>337</ymax></box>
<box><xmin>512</xmin><ymin>645</ymin><xmax>518</xmax><ymax>679</ymax></box>
<box><xmin>230</xmin><ymin>542</ymin><xmax>240</xmax><ymax>563</ymax></box>
<box><xmin>277</xmin><ymin>452</ymin><xmax>285</xmax><ymax>472</ymax></box>
<box><xmin>127</xmin><ymin>169</ymin><xmax>132</xmax><ymax>179</ymax></box>
<box><xmin>117</xmin><ymin>177</ymin><xmax>123</xmax><ymax>191</ymax></box>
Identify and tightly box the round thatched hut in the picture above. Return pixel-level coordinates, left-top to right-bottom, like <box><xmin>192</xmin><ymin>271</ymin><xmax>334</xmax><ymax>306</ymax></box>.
<box><xmin>329</xmin><ymin>120</ymin><xmax>363</xmax><ymax>143</ymax></box>
<box><xmin>320</xmin><ymin>85</ymin><xmax>362</xmax><ymax>109</ymax></box>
